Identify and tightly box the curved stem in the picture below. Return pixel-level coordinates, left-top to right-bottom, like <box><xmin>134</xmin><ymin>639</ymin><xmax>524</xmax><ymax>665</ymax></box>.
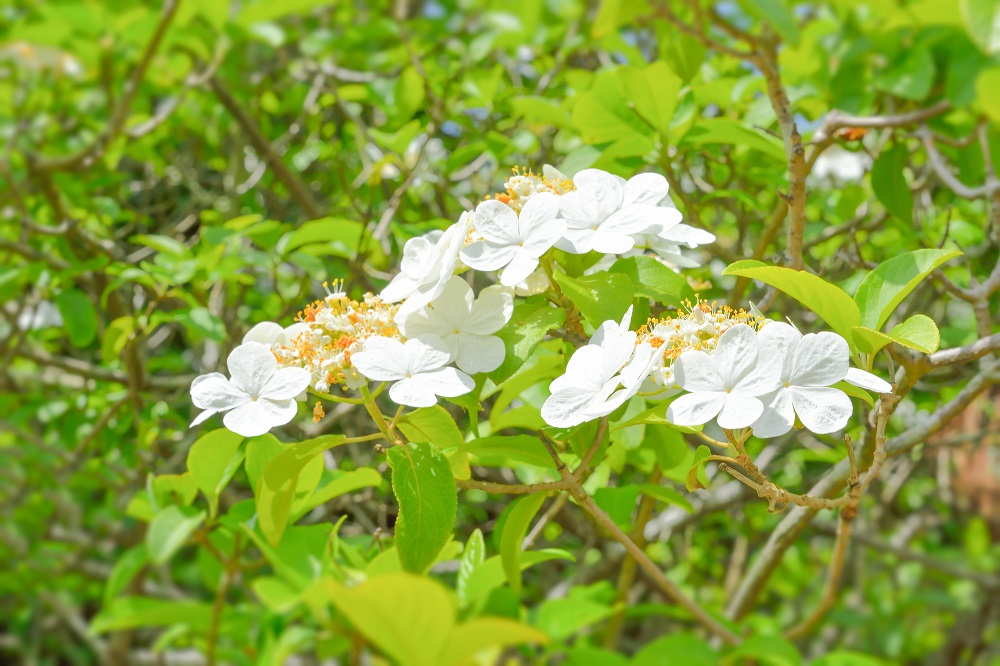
<box><xmin>784</xmin><ymin>513</ymin><xmax>854</xmax><ymax>640</ymax></box>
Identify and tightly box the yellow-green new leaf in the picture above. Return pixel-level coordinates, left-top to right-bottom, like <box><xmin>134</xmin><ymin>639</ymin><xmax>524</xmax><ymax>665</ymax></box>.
<box><xmin>889</xmin><ymin>314</ymin><xmax>941</xmax><ymax>354</ymax></box>
<box><xmin>853</xmin><ymin>249</ymin><xmax>962</xmax><ymax>330</ymax></box>
<box><xmin>498</xmin><ymin>493</ymin><xmax>547</xmax><ymax>594</ymax></box>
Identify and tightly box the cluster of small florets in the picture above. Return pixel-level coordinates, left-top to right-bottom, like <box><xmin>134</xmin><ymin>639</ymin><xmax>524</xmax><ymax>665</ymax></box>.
<box><xmin>276</xmin><ymin>282</ymin><xmax>401</xmax><ymax>392</ymax></box>
<box><xmin>638</xmin><ymin>299</ymin><xmax>767</xmax><ymax>387</ymax></box>
<box><xmin>487</xmin><ymin>166</ymin><xmax>576</xmax><ymax>212</ymax></box>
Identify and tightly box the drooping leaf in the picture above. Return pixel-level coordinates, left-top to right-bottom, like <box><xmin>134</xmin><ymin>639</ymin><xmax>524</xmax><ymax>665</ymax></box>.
<box><xmin>685</xmin><ymin>445</ymin><xmax>712</xmax><ymax>492</ymax></box>
<box><xmin>871</xmin><ymin>143</ymin><xmax>913</xmax><ymax>223</ymax></box>
<box><xmin>146</xmin><ymin>506</ymin><xmax>206</xmax><ymax>565</ymax></box>
<box><xmin>498</xmin><ymin>493</ymin><xmax>547</xmax><ymax>594</ymax></box>
<box><xmin>397</xmin><ymin>406</ymin><xmax>465</xmax><ymax>449</ymax></box>
<box><xmin>186</xmin><ymin>429</ymin><xmax>244</xmax><ymax>517</ymax></box>
<box><xmin>55</xmin><ymin>288</ymin><xmax>98</xmax><ymax>347</ymax></box>
<box><xmin>387</xmin><ymin>442</ymin><xmax>457</xmax><ymax>573</ymax></box>
<box><xmin>853</xmin><ymin>249</ymin><xmax>962</xmax><ymax>329</ymax></box>
<box><xmin>617</xmin><ymin>61</ymin><xmax>682</xmax><ymax>135</ymax></box>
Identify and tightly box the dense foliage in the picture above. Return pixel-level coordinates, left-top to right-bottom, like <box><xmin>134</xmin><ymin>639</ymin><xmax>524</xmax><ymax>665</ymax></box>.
<box><xmin>2</xmin><ymin>0</ymin><xmax>1000</xmax><ymax>664</ymax></box>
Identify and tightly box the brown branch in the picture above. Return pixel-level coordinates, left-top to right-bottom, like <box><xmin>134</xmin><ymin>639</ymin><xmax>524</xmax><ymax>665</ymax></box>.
<box><xmin>784</xmin><ymin>514</ymin><xmax>854</xmax><ymax>639</ymax></box>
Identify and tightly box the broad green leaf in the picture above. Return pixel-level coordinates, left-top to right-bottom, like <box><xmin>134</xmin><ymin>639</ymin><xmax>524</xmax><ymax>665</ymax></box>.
<box><xmin>853</xmin><ymin>249</ymin><xmax>962</xmax><ymax>329</ymax></box>
<box><xmin>639</xmin><ymin>483</ymin><xmax>694</xmax><ymax>513</ymax></box>
<box><xmin>103</xmin><ymin>546</ymin><xmax>149</xmax><ymax>604</ymax></box>
<box><xmin>283</xmin><ymin>217</ymin><xmax>364</xmax><ymax>254</ymax></box>
<box><xmin>387</xmin><ymin>442</ymin><xmax>457</xmax><ymax>573</ymax></box>
<box><xmin>91</xmin><ymin>597</ymin><xmax>214</xmax><ymax>634</ymax></box>
<box><xmin>183</xmin><ymin>307</ymin><xmax>226</xmax><ymax>343</ymax></box>
<box><xmin>397</xmin><ymin>406</ymin><xmax>464</xmax><ymax>449</ymax></box>
<box><xmin>291</xmin><ymin>467</ymin><xmax>382</xmax><ymax>521</ymax></box>
<box><xmin>186</xmin><ymin>429</ymin><xmax>244</xmax><ymax>517</ymax></box>
<box><xmin>810</xmin><ymin>652</ymin><xmax>888</xmax><ymax>666</ymax></box>
<box><xmin>874</xmin><ymin>48</ymin><xmax>934</xmax><ymax>100</ymax></box>
<box><xmin>457</xmin><ymin>529</ymin><xmax>486</xmax><ymax>605</ymax></box>
<box><xmin>685</xmin><ymin>445</ymin><xmax>712</xmax><ymax>492</ymax></box>
<box><xmin>102</xmin><ymin>316</ymin><xmax>134</xmax><ymax>362</ymax></box>
<box><xmin>833</xmin><ymin>381</ymin><xmax>874</xmax><ymax>408</ymax></box>
<box><xmin>662</xmin><ymin>32</ymin><xmax>706</xmax><ymax>83</ymax></box>
<box><xmin>633</xmin><ymin>634</ymin><xmax>718</xmax><ymax>666</ymax></box>
<box><xmin>489</xmin><ymin>299</ymin><xmax>565</xmax><ymax>385</ymax></box>
<box><xmin>850</xmin><ymin>326</ymin><xmax>896</xmax><ymax>356</ymax></box>
<box><xmin>727</xmin><ymin>634</ymin><xmax>801</xmax><ymax>666</ymax></box>
<box><xmin>962</xmin><ymin>0</ymin><xmax>1000</xmax><ymax>55</ymax></box>
<box><xmin>610</xmin><ymin>255</ymin><xmax>695</xmax><ymax>305</ymax></box>
<box><xmin>534</xmin><ymin>597</ymin><xmax>616</xmax><ymax>641</ymax></box>
<box><xmin>681</xmin><ymin>118</ymin><xmax>785</xmax><ymax>162</ymax></box>
<box><xmin>257</xmin><ymin>435</ymin><xmax>346</xmax><ymax>545</ymax></box>
<box><xmin>458</xmin><ymin>435</ymin><xmax>557</xmax><ymax>469</ymax></box>
<box><xmin>722</xmin><ymin>261</ymin><xmax>861</xmax><ymax>342</ymax></box>
<box><xmin>55</xmin><ymin>288</ymin><xmax>98</xmax><ymax>347</ymax></box>
<box><xmin>976</xmin><ymin>67</ymin><xmax>1000</xmax><ymax>122</ymax></box>
<box><xmin>617</xmin><ymin>61</ymin><xmax>682</xmax><ymax>135</ymax></box>
<box><xmin>889</xmin><ymin>314</ymin><xmax>941</xmax><ymax>353</ymax></box>
<box><xmin>571</xmin><ymin>70</ymin><xmax>652</xmax><ymax>145</ymax></box>
<box><xmin>438</xmin><ymin>618</ymin><xmax>548</xmax><ymax>666</ymax></box>
<box><xmin>738</xmin><ymin>0</ymin><xmax>799</xmax><ymax>45</ymax></box>
<box><xmin>395</xmin><ymin>66</ymin><xmax>426</xmax><ymax>123</ymax></box>
<box><xmin>553</xmin><ymin>271</ymin><xmax>633</xmax><ymax>326</ymax></box>
<box><xmin>329</xmin><ymin>573</ymin><xmax>453</xmax><ymax>666</ymax></box>
<box><xmin>146</xmin><ymin>506</ymin><xmax>206</xmax><ymax>565</ymax></box>
<box><xmin>593</xmin><ymin>485</ymin><xmax>641</xmax><ymax>528</ymax></box>
<box><xmin>871</xmin><ymin>143</ymin><xmax>913</xmax><ymax>223</ymax></box>
<box><xmin>463</xmin><ymin>549</ymin><xmax>575</xmax><ymax>605</ymax></box>
<box><xmin>498</xmin><ymin>493</ymin><xmax>547</xmax><ymax>594</ymax></box>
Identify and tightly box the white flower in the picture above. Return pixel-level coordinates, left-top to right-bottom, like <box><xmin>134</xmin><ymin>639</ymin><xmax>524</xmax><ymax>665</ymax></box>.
<box><xmin>460</xmin><ymin>194</ymin><xmax>565</xmax><ymax>287</ymax></box>
<box><xmin>243</xmin><ymin>321</ymin><xmax>310</xmax><ymax>347</ymax></box>
<box><xmin>513</xmin><ymin>268</ymin><xmax>550</xmax><ymax>296</ymax></box>
<box><xmin>666</xmin><ymin>324</ymin><xmax>781</xmax><ymax>429</ymax></box>
<box><xmin>555</xmin><ymin>169</ymin><xmax>677</xmax><ymax>255</ymax></box>
<box><xmin>190</xmin><ymin>343</ymin><xmax>311</xmax><ymax>437</ymax></box>
<box><xmin>351</xmin><ymin>336</ymin><xmax>475</xmax><ymax>407</ymax></box>
<box><xmin>752</xmin><ymin>323</ymin><xmax>892</xmax><ymax>437</ymax></box>
<box><xmin>811</xmin><ymin>146</ymin><xmax>870</xmax><ymax>183</ymax></box>
<box><xmin>541</xmin><ymin>306</ymin><xmax>638</xmax><ymax>428</ymax></box>
<box><xmin>380</xmin><ymin>215</ymin><xmax>469</xmax><ymax>317</ymax></box>
<box><xmin>398</xmin><ymin>277</ymin><xmax>513</xmax><ymax>374</ymax></box>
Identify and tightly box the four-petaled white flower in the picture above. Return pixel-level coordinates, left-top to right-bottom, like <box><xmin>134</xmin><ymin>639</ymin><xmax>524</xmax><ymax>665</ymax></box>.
<box><xmin>753</xmin><ymin>323</ymin><xmax>892</xmax><ymax>437</ymax></box>
<box><xmin>541</xmin><ymin>307</ymin><xmax>638</xmax><ymax>428</ymax></box>
<box><xmin>380</xmin><ymin>215</ymin><xmax>469</xmax><ymax>318</ymax></box>
<box><xmin>190</xmin><ymin>342</ymin><xmax>312</xmax><ymax>437</ymax></box>
<box><xmin>666</xmin><ymin>324</ymin><xmax>781</xmax><ymax>429</ymax></box>
<box><xmin>398</xmin><ymin>276</ymin><xmax>513</xmax><ymax>374</ymax></box>
<box><xmin>351</xmin><ymin>336</ymin><xmax>475</xmax><ymax>407</ymax></box>
<box><xmin>460</xmin><ymin>194</ymin><xmax>565</xmax><ymax>287</ymax></box>
<box><xmin>556</xmin><ymin>170</ymin><xmax>678</xmax><ymax>255</ymax></box>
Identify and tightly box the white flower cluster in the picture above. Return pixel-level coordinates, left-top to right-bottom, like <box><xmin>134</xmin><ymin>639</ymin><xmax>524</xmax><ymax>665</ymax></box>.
<box><xmin>191</xmin><ymin>165</ymin><xmax>717</xmax><ymax>436</ymax></box>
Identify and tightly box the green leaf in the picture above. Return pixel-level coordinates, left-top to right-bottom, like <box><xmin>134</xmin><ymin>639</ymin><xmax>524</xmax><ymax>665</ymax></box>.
<box><xmin>662</xmin><ymin>32</ymin><xmax>706</xmax><ymax>83</ymax></box>
<box><xmin>186</xmin><ymin>429</ymin><xmax>244</xmax><ymax>517</ymax></box>
<box><xmin>850</xmin><ymin>326</ymin><xmax>896</xmax><ymax>356</ymax></box>
<box><xmin>727</xmin><ymin>634</ymin><xmax>802</xmax><ymax>666</ymax></box>
<box><xmin>833</xmin><ymin>381</ymin><xmax>874</xmax><ymax>408</ymax></box>
<box><xmin>463</xmin><ymin>549</ymin><xmax>575</xmax><ymax>605</ymax></box>
<box><xmin>535</xmin><ymin>597</ymin><xmax>617</xmax><ymax>641</ymax></box>
<box><xmin>571</xmin><ymin>70</ymin><xmax>653</xmax><ymax>145</ymax></box>
<box><xmin>283</xmin><ymin>217</ymin><xmax>365</xmax><ymax>255</ymax></box>
<box><xmin>633</xmin><ymin>634</ymin><xmax>718</xmax><ymax>666</ymax></box>
<box><xmin>395</xmin><ymin>66</ymin><xmax>426</xmax><ymax>123</ymax></box>
<box><xmin>553</xmin><ymin>271</ymin><xmax>633</xmax><ymax>326</ymax></box>
<box><xmin>685</xmin><ymin>445</ymin><xmax>712</xmax><ymax>492</ymax></box>
<box><xmin>458</xmin><ymin>435</ymin><xmax>557</xmax><ymax>469</ymax></box>
<box><xmin>291</xmin><ymin>467</ymin><xmax>382</xmax><ymax>522</ymax></box>
<box><xmin>489</xmin><ymin>299</ymin><xmax>565</xmax><ymax>385</ymax></box>
<box><xmin>103</xmin><ymin>546</ymin><xmax>149</xmax><ymax>604</ymax></box>
<box><xmin>888</xmin><ymin>314</ymin><xmax>941</xmax><ymax>353</ymax></box>
<box><xmin>102</xmin><ymin>316</ymin><xmax>134</xmax><ymax>362</ymax></box>
<box><xmin>738</xmin><ymin>0</ymin><xmax>799</xmax><ymax>45</ymax></box>
<box><xmin>91</xmin><ymin>597</ymin><xmax>214</xmax><ymax>634</ymax></box>
<box><xmin>457</xmin><ymin>529</ymin><xmax>486</xmax><ymax>605</ymax></box>
<box><xmin>721</xmin><ymin>261</ymin><xmax>861</xmax><ymax>342</ymax></box>
<box><xmin>397</xmin><ymin>406</ymin><xmax>464</xmax><ymax>449</ymax></box>
<box><xmin>961</xmin><ymin>0</ymin><xmax>1000</xmax><ymax>55</ymax></box>
<box><xmin>438</xmin><ymin>618</ymin><xmax>548</xmax><ymax>666</ymax></box>
<box><xmin>387</xmin><ymin>442</ymin><xmax>457</xmax><ymax>573</ymax></box>
<box><xmin>55</xmin><ymin>288</ymin><xmax>98</xmax><ymax>347</ymax></box>
<box><xmin>853</xmin><ymin>249</ymin><xmax>962</xmax><ymax>329</ymax></box>
<box><xmin>609</xmin><ymin>255</ymin><xmax>695</xmax><ymax>305</ymax></box>
<box><xmin>183</xmin><ymin>307</ymin><xmax>226</xmax><ymax>343</ymax></box>
<box><xmin>257</xmin><ymin>435</ymin><xmax>346</xmax><ymax>545</ymax></box>
<box><xmin>498</xmin><ymin>493</ymin><xmax>547</xmax><ymax>594</ymax></box>
<box><xmin>638</xmin><ymin>483</ymin><xmax>695</xmax><ymax>513</ymax></box>
<box><xmin>871</xmin><ymin>143</ymin><xmax>913</xmax><ymax>223</ymax></box>
<box><xmin>593</xmin><ymin>486</ymin><xmax>641</xmax><ymax>528</ymax></box>
<box><xmin>617</xmin><ymin>61</ymin><xmax>682</xmax><ymax>135</ymax></box>
<box><xmin>146</xmin><ymin>506</ymin><xmax>206</xmax><ymax>565</ymax></box>
<box><xmin>976</xmin><ymin>67</ymin><xmax>1000</xmax><ymax>122</ymax></box>
<box><xmin>874</xmin><ymin>48</ymin><xmax>934</xmax><ymax>100</ymax></box>
<box><xmin>682</xmin><ymin>118</ymin><xmax>785</xmax><ymax>162</ymax></box>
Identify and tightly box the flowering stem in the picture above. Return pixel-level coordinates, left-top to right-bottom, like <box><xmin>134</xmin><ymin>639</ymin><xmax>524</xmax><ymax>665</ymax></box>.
<box><xmin>359</xmin><ymin>384</ymin><xmax>398</xmax><ymax>444</ymax></box>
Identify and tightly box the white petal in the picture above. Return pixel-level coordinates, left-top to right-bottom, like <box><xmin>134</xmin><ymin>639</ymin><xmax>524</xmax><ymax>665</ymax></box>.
<box><xmin>757</xmin><ymin>322</ymin><xmax>800</xmax><ymax>382</ymax></box>
<box><xmin>227</xmin><ymin>343</ymin><xmax>278</xmax><ymax>395</ymax></box>
<box><xmin>542</xmin><ymin>164</ymin><xmax>569</xmax><ymax>180</ymax></box>
<box><xmin>464</xmin><ymin>286</ymin><xmax>513</xmax><ymax>334</ymax></box>
<box><xmin>550</xmin><ymin>345</ymin><xmax>605</xmax><ymax>393</ymax></box>
<box><xmin>541</xmin><ymin>387</ymin><xmax>599</xmax><ymax>428</ymax></box>
<box><xmin>351</xmin><ymin>337</ymin><xmax>408</xmax><ymax>381</ymax></box>
<box><xmin>388</xmin><ymin>377</ymin><xmax>438</xmax><ymax>407</ymax></box>
<box><xmin>712</xmin><ymin>325</ymin><xmax>760</xmax><ymax>389</ymax></box>
<box><xmin>522</xmin><ymin>218</ymin><xmax>566</xmax><ymax>258</ymax></box>
<box><xmin>190</xmin><ymin>374</ymin><xmax>250</xmax><ymax>413</ymax></box>
<box><xmin>455</xmin><ymin>333</ymin><xmax>506</xmax><ymax>374</ymax></box>
<box><xmin>517</xmin><ymin>192</ymin><xmax>561</xmax><ymax>237</ymax></box>
<box><xmin>406</xmin><ymin>336</ymin><xmax>452</xmax><ymax>374</ymax></box>
<box><xmin>555</xmin><ymin>227</ymin><xmax>595</xmax><ymax>254</ymax></box>
<box><xmin>379</xmin><ymin>272</ymin><xmax>422</xmax><ymax>303</ymax></box>
<box><xmin>791</xmin><ymin>332</ymin><xmax>849</xmax><ymax>387</ymax></box>
<box><xmin>223</xmin><ymin>399</ymin><xmax>298</xmax><ymax>437</ymax></box>
<box><xmin>732</xmin><ymin>343</ymin><xmax>783</xmax><ymax>396</ymax></box>
<box><xmin>428</xmin><ymin>277</ymin><xmax>474</xmax><ymax>329</ymax></box>
<box><xmin>414</xmin><ymin>367</ymin><xmax>475</xmax><ymax>397</ymax></box>
<box><xmin>258</xmin><ymin>367</ymin><xmax>312</xmax><ymax>401</ymax></box>
<box><xmin>673</xmin><ymin>351</ymin><xmax>725</xmax><ymax>392</ymax></box>
<box><xmin>717</xmin><ymin>394</ymin><xmax>764</xmax><ymax>430</ymax></box>
<box><xmin>845</xmin><ymin>368</ymin><xmax>893</xmax><ymax>394</ymax></box>
<box><xmin>660</xmin><ymin>223</ymin><xmax>715</xmax><ymax>248</ymax></box>
<box><xmin>281</xmin><ymin>322</ymin><xmax>310</xmax><ymax>344</ymax></box>
<box><xmin>243</xmin><ymin>322</ymin><xmax>283</xmax><ymax>345</ymax></box>
<box><xmin>666</xmin><ymin>392</ymin><xmax>727</xmax><ymax>426</ymax></box>
<box><xmin>499</xmin><ymin>248</ymin><xmax>540</xmax><ymax>287</ymax></box>
<box><xmin>189</xmin><ymin>409</ymin><xmax>218</xmax><ymax>428</ymax></box>
<box><xmin>751</xmin><ymin>388</ymin><xmax>794</xmax><ymax>438</ymax></box>
<box><xmin>460</xmin><ymin>241</ymin><xmax>518</xmax><ymax>272</ymax></box>
<box><xmin>590</xmin><ymin>229</ymin><xmax>635</xmax><ymax>255</ymax></box>
<box><xmin>397</xmin><ymin>306</ymin><xmax>450</xmax><ymax>340</ymax></box>
<box><xmin>602</xmin><ymin>205</ymin><xmax>669</xmax><ymax>236</ymax></box>
<box><xmin>473</xmin><ymin>199</ymin><xmax>520</xmax><ymax>244</ymax></box>
<box><xmin>623</xmin><ymin>173</ymin><xmax>669</xmax><ymax>206</ymax></box>
<box><xmin>399</xmin><ymin>234</ymin><xmax>438</xmax><ymax>276</ymax></box>
<box><xmin>573</xmin><ymin>169</ymin><xmax>623</xmax><ymax>221</ymax></box>
<box><xmin>790</xmin><ymin>386</ymin><xmax>852</xmax><ymax>434</ymax></box>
